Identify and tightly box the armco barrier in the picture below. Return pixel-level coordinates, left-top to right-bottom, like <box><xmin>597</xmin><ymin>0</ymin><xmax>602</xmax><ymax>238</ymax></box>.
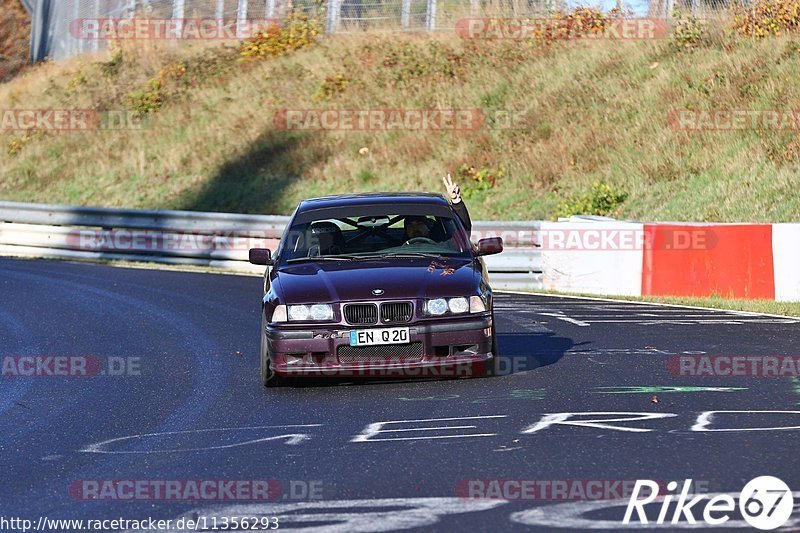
<box><xmin>2</xmin><ymin>202</ymin><xmax>795</xmax><ymax>301</ymax></box>
<box><xmin>0</xmin><ymin>201</ymin><xmax>542</xmax><ymax>290</ymax></box>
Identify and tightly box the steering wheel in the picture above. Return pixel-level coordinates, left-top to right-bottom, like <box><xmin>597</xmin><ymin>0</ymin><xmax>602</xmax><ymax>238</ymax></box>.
<box><xmin>404</xmin><ymin>237</ymin><xmax>437</xmax><ymax>246</ymax></box>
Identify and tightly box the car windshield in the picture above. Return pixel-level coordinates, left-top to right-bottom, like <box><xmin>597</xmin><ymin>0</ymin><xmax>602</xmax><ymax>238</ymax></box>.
<box><xmin>278</xmin><ymin>206</ymin><xmax>472</xmax><ymax>262</ymax></box>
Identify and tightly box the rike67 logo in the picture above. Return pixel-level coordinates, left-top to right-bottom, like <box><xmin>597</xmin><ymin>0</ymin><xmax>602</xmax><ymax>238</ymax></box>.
<box><xmin>624</xmin><ymin>476</ymin><xmax>794</xmax><ymax>530</ymax></box>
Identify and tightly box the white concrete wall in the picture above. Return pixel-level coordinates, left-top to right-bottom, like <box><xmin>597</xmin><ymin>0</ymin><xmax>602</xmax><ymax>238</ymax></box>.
<box><xmin>773</xmin><ymin>223</ymin><xmax>800</xmax><ymax>302</ymax></box>
<box><xmin>540</xmin><ymin>221</ymin><xmax>644</xmax><ymax>296</ymax></box>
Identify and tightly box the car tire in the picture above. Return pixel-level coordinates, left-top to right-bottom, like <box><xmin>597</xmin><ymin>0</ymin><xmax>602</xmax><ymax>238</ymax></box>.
<box><xmin>484</xmin><ymin>315</ymin><xmax>501</xmax><ymax>378</ymax></box>
<box><xmin>260</xmin><ymin>314</ymin><xmax>285</xmax><ymax>388</ymax></box>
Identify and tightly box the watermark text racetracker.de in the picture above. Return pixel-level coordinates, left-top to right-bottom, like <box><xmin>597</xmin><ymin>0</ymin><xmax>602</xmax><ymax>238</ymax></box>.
<box><xmin>473</xmin><ymin>227</ymin><xmax>715</xmax><ymax>251</ymax></box>
<box><xmin>70</xmin><ymin>18</ymin><xmax>279</xmax><ymax>40</ymax></box>
<box><xmin>1</xmin><ymin>109</ymin><xmax>144</xmax><ymax>131</ymax></box>
<box><xmin>69</xmin><ymin>479</ymin><xmax>323</xmax><ymax>501</ymax></box>
<box><xmin>67</xmin><ymin>227</ymin><xmax>715</xmax><ymax>254</ymax></box>
<box><xmin>69</xmin><ymin>228</ymin><xmax>276</xmax><ymax>254</ymax></box>
<box><xmin>1</xmin><ymin>355</ymin><xmax>141</xmax><ymax>377</ymax></box>
<box><xmin>668</xmin><ymin>354</ymin><xmax>800</xmax><ymax>377</ymax></box>
<box><xmin>272</xmin><ymin>108</ymin><xmax>536</xmax><ymax>131</ymax></box>
<box><xmin>669</xmin><ymin>109</ymin><xmax>800</xmax><ymax>131</ymax></box>
<box><xmin>534</xmin><ymin>227</ymin><xmax>714</xmax><ymax>251</ymax></box>
<box><xmin>455</xmin><ymin>479</ymin><xmax>712</xmax><ymax>501</ymax></box>
<box><xmin>278</xmin><ymin>359</ymin><xmax>488</xmax><ymax>378</ymax></box>
<box><xmin>455</xmin><ymin>17</ymin><xmax>668</xmax><ymax>40</ymax></box>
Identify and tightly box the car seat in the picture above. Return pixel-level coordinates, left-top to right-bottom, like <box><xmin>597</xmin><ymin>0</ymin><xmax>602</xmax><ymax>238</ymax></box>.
<box><xmin>307</xmin><ymin>221</ymin><xmax>346</xmax><ymax>257</ymax></box>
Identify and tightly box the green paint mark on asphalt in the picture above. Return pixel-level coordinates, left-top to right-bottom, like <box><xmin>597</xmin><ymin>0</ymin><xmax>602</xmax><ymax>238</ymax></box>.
<box><xmin>791</xmin><ymin>377</ymin><xmax>800</xmax><ymax>405</ymax></box>
<box><xmin>397</xmin><ymin>394</ymin><xmax>460</xmax><ymax>401</ymax></box>
<box><xmin>592</xmin><ymin>386</ymin><xmax>748</xmax><ymax>394</ymax></box>
<box><xmin>471</xmin><ymin>389</ymin><xmax>545</xmax><ymax>403</ymax></box>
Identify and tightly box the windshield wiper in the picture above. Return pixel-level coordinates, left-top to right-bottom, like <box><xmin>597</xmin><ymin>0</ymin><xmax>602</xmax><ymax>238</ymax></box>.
<box><xmin>285</xmin><ymin>255</ymin><xmax>362</xmax><ymax>263</ymax></box>
<box><xmin>286</xmin><ymin>252</ymin><xmax>460</xmax><ymax>263</ymax></box>
<box><xmin>370</xmin><ymin>252</ymin><xmax>449</xmax><ymax>259</ymax></box>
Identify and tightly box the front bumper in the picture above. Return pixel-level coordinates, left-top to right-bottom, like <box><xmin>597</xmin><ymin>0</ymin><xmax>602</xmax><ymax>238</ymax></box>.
<box><xmin>266</xmin><ymin>315</ymin><xmax>493</xmax><ymax>379</ymax></box>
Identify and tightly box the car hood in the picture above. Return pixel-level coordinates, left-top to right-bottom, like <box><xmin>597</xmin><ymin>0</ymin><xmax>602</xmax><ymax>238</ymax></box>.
<box><xmin>273</xmin><ymin>257</ymin><xmax>479</xmax><ymax>303</ymax></box>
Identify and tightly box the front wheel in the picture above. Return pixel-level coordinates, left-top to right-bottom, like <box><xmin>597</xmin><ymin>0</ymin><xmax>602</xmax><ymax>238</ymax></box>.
<box><xmin>260</xmin><ymin>315</ymin><xmax>285</xmax><ymax>387</ymax></box>
<box><xmin>483</xmin><ymin>315</ymin><xmax>500</xmax><ymax>378</ymax></box>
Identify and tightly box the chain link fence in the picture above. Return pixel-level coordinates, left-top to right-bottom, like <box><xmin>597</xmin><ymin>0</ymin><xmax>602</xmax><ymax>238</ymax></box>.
<box><xmin>31</xmin><ymin>0</ymin><xmax>735</xmax><ymax>62</ymax></box>
<box><xmin>31</xmin><ymin>0</ymin><xmax>322</xmax><ymax>61</ymax></box>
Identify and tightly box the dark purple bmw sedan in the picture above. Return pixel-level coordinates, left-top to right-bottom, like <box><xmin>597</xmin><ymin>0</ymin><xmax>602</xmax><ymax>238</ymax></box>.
<box><xmin>248</xmin><ymin>193</ymin><xmax>503</xmax><ymax>387</ymax></box>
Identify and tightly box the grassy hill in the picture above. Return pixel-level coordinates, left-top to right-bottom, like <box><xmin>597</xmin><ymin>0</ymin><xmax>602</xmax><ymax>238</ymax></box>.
<box><xmin>1</xmin><ymin>9</ymin><xmax>799</xmax><ymax>221</ymax></box>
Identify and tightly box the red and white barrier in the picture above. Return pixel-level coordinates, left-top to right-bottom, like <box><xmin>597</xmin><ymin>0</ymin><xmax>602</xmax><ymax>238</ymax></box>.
<box><xmin>641</xmin><ymin>223</ymin><xmax>775</xmax><ymax>300</ymax></box>
<box><xmin>541</xmin><ymin>220</ymin><xmax>799</xmax><ymax>302</ymax></box>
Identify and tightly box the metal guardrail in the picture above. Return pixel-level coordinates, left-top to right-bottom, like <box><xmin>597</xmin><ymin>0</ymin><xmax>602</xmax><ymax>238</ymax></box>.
<box><xmin>0</xmin><ymin>201</ymin><xmax>288</xmax><ymax>232</ymax></box>
<box><xmin>0</xmin><ymin>201</ymin><xmax>543</xmax><ymax>290</ymax></box>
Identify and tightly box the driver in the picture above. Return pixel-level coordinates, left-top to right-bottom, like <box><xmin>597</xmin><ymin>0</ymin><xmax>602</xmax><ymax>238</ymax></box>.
<box><xmin>404</xmin><ymin>216</ymin><xmax>432</xmax><ymax>241</ymax></box>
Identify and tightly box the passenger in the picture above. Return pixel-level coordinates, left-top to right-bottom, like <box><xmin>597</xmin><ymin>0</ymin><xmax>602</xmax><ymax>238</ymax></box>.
<box><xmin>403</xmin><ymin>174</ymin><xmax>472</xmax><ymax>243</ymax></box>
<box><xmin>443</xmin><ymin>174</ymin><xmax>472</xmax><ymax>233</ymax></box>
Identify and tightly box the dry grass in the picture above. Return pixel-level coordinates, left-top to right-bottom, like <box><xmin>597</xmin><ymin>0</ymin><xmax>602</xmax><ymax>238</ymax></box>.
<box><xmin>1</xmin><ymin>13</ymin><xmax>799</xmax><ymax>221</ymax></box>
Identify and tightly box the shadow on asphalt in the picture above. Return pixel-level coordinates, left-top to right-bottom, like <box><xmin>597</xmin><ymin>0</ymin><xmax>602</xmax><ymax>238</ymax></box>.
<box><xmin>495</xmin><ymin>331</ymin><xmax>583</xmax><ymax>376</ymax></box>
<box><xmin>273</xmin><ymin>331</ymin><xmax>580</xmax><ymax>389</ymax></box>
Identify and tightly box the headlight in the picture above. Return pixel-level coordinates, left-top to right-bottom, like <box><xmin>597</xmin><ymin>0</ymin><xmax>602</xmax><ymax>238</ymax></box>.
<box><xmin>426</xmin><ymin>298</ymin><xmax>448</xmax><ymax>316</ymax></box>
<box><xmin>425</xmin><ymin>297</ymin><xmax>474</xmax><ymax>316</ymax></box>
<box><xmin>448</xmin><ymin>297</ymin><xmax>469</xmax><ymax>314</ymax></box>
<box><xmin>288</xmin><ymin>304</ymin><xmax>310</xmax><ymax>322</ymax></box>
<box><xmin>287</xmin><ymin>304</ymin><xmax>334</xmax><ymax>322</ymax></box>
<box><xmin>310</xmin><ymin>304</ymin><xmax>334</xmax><ymax>321</ymax></box>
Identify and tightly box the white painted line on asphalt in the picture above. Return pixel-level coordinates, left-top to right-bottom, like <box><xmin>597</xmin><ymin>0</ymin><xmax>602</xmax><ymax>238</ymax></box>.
<box><xmin>351</xmin><ymin>415</ymin><xmax>507</xmax><ymax>443</ymax></box>
<box><xmin>510</xmin><ymin>493</ymin><xmax>800</xmax><ymax>529</ymax></box>
<box><xmin>539</xmin><ymin>312</ymin><xmax>591</xmax><ymax>327</ymax></box>
<box><xmin>496</xmin><ymin>290</ymin><xmax>800</xmax><ymax>319</ymax></box>
<box><xmin>499</xmin><ymin>300</ymin><xmax>798</xmax><ymax>324</ymax></box>
<box><xmin>692</xmin><ymin>410</ymin><xmax>800</xmax><ymax>432</ymax></box>
<box><xmin>581</xmin><ymin>319</ymin><xmax>794</xmax><ymax>324</ymax></box>
<box><xmin>545</xmin><ymin>307</ymin><xmax>779</xmax><ymax>317</ymax></box>
<box><xmin>521</xmin><ymin>412</ymin><xmax>678</xmax><ymax>434</ymax></box>
<box><xmin>81</xmin><ymin>425</ymin><xmax>323</xmax><ymax>454</ymax></box>
<box><xmin>373</xmin><ymin>426</ymin><xmax>479</xmax><ymax>432</ymax></box>
<box><xmin>498</xmin><ymin>299</ymin><xmax>798</xmax><ymax>324</ymax></box>
<box><xmin>156</xmin><ymin>498</ymin><xmax>508</xmax><ymax>533</ymax></box>
<box><xmin>571</xmin><ymin>348</ymin><xmax>672</xmax><ymax>355</ymax></box>
<box><xmin>352</xmin><ymin>434</ymin><xmax>499</xmax><ymax>442</ymax></box>
<box><xmin>496</xmin><ymin>304</ymin><xmax>783</xmax><ymax>317</ymax></box>
<box><xmin>555</xmin><ymin>314</ymin><xmax>758</xmax><ymax>318</ymax></box>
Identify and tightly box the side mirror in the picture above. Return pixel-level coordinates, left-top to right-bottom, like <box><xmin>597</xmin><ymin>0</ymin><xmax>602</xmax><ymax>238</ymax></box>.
<box><xmin>249</xmin><ymin>248</ymin><xmax>273</xmax><ymax>266</ymax></box>
<box><xmin>476</xmin><ymin>237</ymin><xmax>503</xmax><ymax>256</ymax></box>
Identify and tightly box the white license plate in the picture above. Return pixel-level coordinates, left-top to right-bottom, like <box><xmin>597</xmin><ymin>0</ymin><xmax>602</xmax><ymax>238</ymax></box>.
<box><xmin>349</xmin><ymin>327</ymin><xmax>410</xmax><ymax>347</ymax></box>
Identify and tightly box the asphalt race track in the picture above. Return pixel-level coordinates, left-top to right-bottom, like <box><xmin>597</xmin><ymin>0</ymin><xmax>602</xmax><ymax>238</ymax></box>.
<box><xmin>2</xmin><ymin>257</ymin><xmax>800</xmax><ymax>531</ymax></box>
